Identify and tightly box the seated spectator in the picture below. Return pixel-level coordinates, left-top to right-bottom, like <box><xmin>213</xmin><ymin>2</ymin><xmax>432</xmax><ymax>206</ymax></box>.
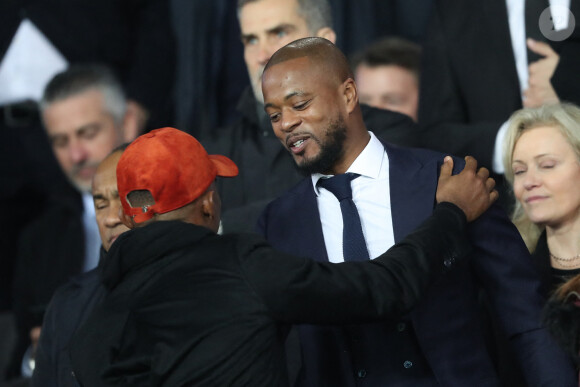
<box><xmin>351</xmin><ymin>36</ymin><xmax>421</xmax><ymax>121</ymax></box>
<box><xmin>8</xmin><ymin>65</ymin><xmax>137</xmax><ymax>382</ymax></box>
<box><xmin>483</xmin><ymin>102</ymin><xmax>580</xmax><ymax>385</ymax></box>
<box><xmin>503</xmin><ymin>102</ymin><xmax>580</xmax><ymax>296</ymax></box>
<box><xmin>31</xmin><ymin>145</ymin><xmax>129</xmax><ymax>387</ymax></box>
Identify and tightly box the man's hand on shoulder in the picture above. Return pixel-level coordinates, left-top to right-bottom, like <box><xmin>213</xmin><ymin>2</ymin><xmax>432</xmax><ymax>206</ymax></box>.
<box><xmin>436</xmin><ymin>156</ymin><xmax>498</xmax><ymax>222</ymax></box>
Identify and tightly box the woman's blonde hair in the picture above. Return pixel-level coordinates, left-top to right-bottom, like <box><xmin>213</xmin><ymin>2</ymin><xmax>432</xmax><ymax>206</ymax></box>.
<box><xmin>503</xmin><ymin>103</ymin><xmax>580</xmax><ymax>251</ymax></box>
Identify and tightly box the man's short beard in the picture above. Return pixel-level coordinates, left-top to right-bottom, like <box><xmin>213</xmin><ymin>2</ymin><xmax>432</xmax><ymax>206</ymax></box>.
<box><xmin>296</xmin><ymin>117</ymin><xmax>347</xmax><ymax>175</ymax></box>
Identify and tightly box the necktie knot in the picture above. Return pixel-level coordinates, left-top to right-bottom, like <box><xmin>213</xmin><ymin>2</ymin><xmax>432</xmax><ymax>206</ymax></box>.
<box><xmin>317</xmin><ymin>173</ymin><xmax>359</xmax><ymax>201</ymax></box>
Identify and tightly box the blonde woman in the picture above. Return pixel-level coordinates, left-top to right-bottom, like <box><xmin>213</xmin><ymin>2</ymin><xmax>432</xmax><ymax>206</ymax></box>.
<box><xmin>503</xmin><ymin>102</ymin><xmax>580</xmax><ymax>297</ymax></box>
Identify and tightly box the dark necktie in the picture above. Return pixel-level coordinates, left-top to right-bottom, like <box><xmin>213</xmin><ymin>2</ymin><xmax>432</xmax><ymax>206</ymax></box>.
<box><xmin>317</xmin><ymin>173</ymin><xmax>370</xmax><ymax>262</ymax></box>
<box><xmin>525</xmin><ymin>0</ymin><xmax>549</xmax><ymax>63</ymax></box>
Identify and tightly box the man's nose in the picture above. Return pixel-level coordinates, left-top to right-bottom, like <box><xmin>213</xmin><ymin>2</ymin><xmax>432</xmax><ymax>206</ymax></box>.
<box><xmin>256</xmin><ymin>41</ymin><xmax>273</xmax><ymax>66</ymax></box>
<box><xmin>106</xmin><ymin>200</ymin><xmax>123</xmax><ymax>227</ymax></box>
<box><xmin>68</xmin><ymin>139</ymin><xmax>89</xmax><ymax>164</ymax></box>
<box><xmin>279</xmin><ymin>109</ymin><xmax>300</xmax><ymax>133</ymax></box>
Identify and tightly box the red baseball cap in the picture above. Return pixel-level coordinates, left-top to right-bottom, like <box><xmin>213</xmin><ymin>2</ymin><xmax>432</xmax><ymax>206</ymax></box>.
<box><xmin>117</xmin><ymin>127</ymin><xmax>238</xmax><ymax>223</ymax></box>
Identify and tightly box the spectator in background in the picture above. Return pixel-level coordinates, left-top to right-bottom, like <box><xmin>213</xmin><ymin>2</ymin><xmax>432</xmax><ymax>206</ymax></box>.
<box><xmin>351</xmin><ymin>37</ymin><xmax>421</xmax><ymax>122</ymax></box>
<box><xmin>418</xmin><ymin>0</ymin><xmax>580</xmax><ymax>210</ymax></box>
<box><xmin>481</xmin><ymin>102</ymin><xmax>580</xmax><ymax>386</ymax></box>
<box><xmin>0</xmin><ymin>0</ymin><xmax>175</xmax><ymax>314</ymax></box>
<box><xmin>204</xmin><ymin>0</ymin><xmax>420</xmax><ymax>234</ymax></box>
<box><xmin>7</xmin><ymin>65</ymin><xmax>138</xmax><ymax>382</ymax></box>
<box><xmin>503</xmin><ymin>103</ymin><xmax>580</xmax><ymax>296</ymax></box>
<box><xmin>31</xmin><ymin>145</ymin><xmax>130</xmax><ymax>387</ymax></box>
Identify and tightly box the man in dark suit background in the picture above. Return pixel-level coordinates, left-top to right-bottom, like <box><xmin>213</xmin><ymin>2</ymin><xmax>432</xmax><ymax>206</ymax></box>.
<box><xmin>0</xmin><ymin>0</ymin><xmax>176</xmax><ymax>315</ymax></box>
<box><xmin>31</xmin><ymin>146</ymin><xmax>130</xmax><ymax>387</ymax></box>
<box><xmin>6</xmin><ymin>66</ymin><xmax>139</xmax><ymax>383</ymax></box>
<box><xmin>418</xmin><ymin>0</ymin><xmax>580</xmax><ymax>195</ymax></box>
<box><xmin>258</xmin><ymin>37</ymin><xmax>576</xmax><ymax>386</ymax></box>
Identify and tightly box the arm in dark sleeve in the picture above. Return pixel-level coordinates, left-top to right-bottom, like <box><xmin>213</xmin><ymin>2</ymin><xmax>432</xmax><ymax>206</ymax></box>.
<box><xmin>244</xmin><ymin>202</ymin><xmax>472</xmax><ymax>324</ymax></box>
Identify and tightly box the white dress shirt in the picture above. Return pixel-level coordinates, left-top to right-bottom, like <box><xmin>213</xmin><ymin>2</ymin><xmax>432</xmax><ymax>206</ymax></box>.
<box><xmin>312</xmin><ymin>132</ymin><xmax>394</xmax><ymax>263</ymax></box>
<box><xmin>82</xmin><ymin>192</ymin><xmax>101</xmax><ymax>271</ymax></box>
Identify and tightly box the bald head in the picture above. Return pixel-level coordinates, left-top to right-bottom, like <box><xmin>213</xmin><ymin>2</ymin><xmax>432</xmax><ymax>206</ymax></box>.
<box><xmin>264</xmin><ymin>37</ymin><xmax>353</xmax><ymax>87</ymax></box>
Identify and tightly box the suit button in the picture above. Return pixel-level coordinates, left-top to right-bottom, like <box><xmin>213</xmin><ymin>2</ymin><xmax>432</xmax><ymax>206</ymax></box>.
<box><xmin>397</xmin><ymin>322</ymin><xmax>406</xmax><ymax>332</ymax></box>
<box><xmin>403</xmin><ymin>360</ymin><xmax>413</xmax><ymax>369</ymax></box>
<box><xmin>443</xmin><ymin>258</ymin><xmax>453</xmax><ymax>267</ymax></box>
<box><xmin>357</xmin><ymin>369</ymin><xmax>367</xmax><ymax>378</ymax></box>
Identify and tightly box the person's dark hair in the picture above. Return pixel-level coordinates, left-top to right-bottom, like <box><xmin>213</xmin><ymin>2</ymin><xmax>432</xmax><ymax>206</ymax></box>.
<box><xmin>543</xmin><ymin>274</ymin><xmax>580</xmax><ymax>366</ymax></box>
<box><xmin>40</xmin><ymin>64</ymin><xmax>127</xmax><ymax>125</ymax></box>
<box><xmin>350</xmin><ymin>37</ymin><xmax>421</xmax><ymax>80</ymax></box>
<box><xmin>237</xmin><ymin>0</ymin><xmax>332</xmax><ymax>32</ymax></box>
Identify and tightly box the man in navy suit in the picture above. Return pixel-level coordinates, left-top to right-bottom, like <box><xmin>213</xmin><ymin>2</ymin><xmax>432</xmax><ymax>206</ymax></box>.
<box><xmin>257</xmin><ymin>37</ymin><xmax>576</xmax><ymax>386</ymax></box>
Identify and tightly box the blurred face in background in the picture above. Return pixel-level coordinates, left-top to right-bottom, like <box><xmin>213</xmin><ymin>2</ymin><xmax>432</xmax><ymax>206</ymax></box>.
<box><xmin>355</xmin><ymin>64</ymin><xmax>419</xmax><ymax>122</ymax></box>
<box><xmin>44</xmin><ymin>89</ymin><xmax>123</xmax><ymax>192</ymax></box>
<box><xmin>239</xmin><ymin>0</ymin><xmax>335</xmax><ymax>103</ymax></box>
<box><xmin>511</xmin><ymin>125</ymin><xmax>580</xmax><ymax>230</ymax></box>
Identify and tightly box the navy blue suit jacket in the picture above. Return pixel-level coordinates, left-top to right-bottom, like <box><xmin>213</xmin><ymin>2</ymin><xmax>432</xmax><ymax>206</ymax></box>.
<box><xmin>257</xmin><ymin>141</ymin><xmax>576</xmax><ymax>386</ymax></box>
<box><xmin>32</xmin><ymin>266</ymin><xmax>106</xmax><ymax>387</ymax></box>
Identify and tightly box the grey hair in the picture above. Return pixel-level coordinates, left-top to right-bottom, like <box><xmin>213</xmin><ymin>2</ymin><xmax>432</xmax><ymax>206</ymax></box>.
<box><xmin>40</xmin><ymin>64</ymin><xmax>127</xmax><ymax>126</ymax></box>
<box><xmin>502</xmin><ymin>102</ymin><xmax>580</xmax><ymax>251</ymax></box>
<box><xmin>237</xmin><ymin>0</ymin><xmax>333</xmax><ymax>33</ymax></box>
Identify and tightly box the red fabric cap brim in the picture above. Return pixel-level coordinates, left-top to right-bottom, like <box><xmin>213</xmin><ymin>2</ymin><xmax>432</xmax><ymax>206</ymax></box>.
<box><xmin>209</xmin><ymin>154</ymin><xmax>239</xmax><ymax>177</ymax></box>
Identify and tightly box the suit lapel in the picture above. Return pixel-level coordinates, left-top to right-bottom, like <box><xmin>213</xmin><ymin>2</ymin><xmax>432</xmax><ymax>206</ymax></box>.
<box><xmin>285</xmin><ymin>180</ymin><xmax>330</xmax><ymax>263</ymax></box>
<box><xmin>385</xmin><ymin>144</ymin><xmax>439</xmax><ymax>243</ymax></box>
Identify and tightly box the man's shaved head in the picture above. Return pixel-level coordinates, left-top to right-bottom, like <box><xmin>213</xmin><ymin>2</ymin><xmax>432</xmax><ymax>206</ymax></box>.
<box><xmin>264</xmin><ymin>37</ymin><xmax>353</xmax><ymax>86</ymax></box>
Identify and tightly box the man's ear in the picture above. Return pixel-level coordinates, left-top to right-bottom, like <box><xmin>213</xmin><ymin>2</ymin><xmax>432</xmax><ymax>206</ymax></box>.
<box><xmin>122</xmin><ymin>100</ymin><xmax>148</xmax><ymax>143</ymax></box>
<box><xmin>342</xmin><ymin>78</ymin><xmax>358</xmax><ymax>114</ymax></box>
<box><xmin>201</xmin><ymin>190</ymin><xmax>217</xmax><ymax>220</ymax></box>
<box><xmin>316</xmin><ymin>27</ymin><xmax>336</xmax><ymax>44</ymax></box>
<box><xmin>200</xmin><ymin>189</ymin><xmax>220</xmax><ymax>233</ymax></box>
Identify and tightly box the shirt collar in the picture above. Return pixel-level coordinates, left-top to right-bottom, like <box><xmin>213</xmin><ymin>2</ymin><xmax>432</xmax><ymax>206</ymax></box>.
<box><xmin>311</xmin><ymin>131</ymin><xmax>384</xmax><ymax>195</ymax></box>
<box><xmin>82</xmin><ymin>191</ymin><xmax>95</xmax><ymax>217</ymax></box>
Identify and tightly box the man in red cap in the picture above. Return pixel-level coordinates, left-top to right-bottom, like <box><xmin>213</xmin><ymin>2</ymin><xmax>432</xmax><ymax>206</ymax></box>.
<box><xmin>67</xmin><ymin>127</ymin><xmax>496</xmax><ymax>386</ymax></box>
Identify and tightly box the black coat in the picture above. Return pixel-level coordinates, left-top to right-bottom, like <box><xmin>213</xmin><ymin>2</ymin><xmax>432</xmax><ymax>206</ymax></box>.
<box><xmin>9</xmin><ymin>196</ymin><xmax>85</xmax><ymax>379</ymax></box>
<box><xmin>31</xmin><ymin>255</ymin><xmax>107</xmax><ymax>387</ymax></box>
<box><xmin>70</xmin><ymin>205</ymin><xmax>470</xmax><ymax>386</ymax></box>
